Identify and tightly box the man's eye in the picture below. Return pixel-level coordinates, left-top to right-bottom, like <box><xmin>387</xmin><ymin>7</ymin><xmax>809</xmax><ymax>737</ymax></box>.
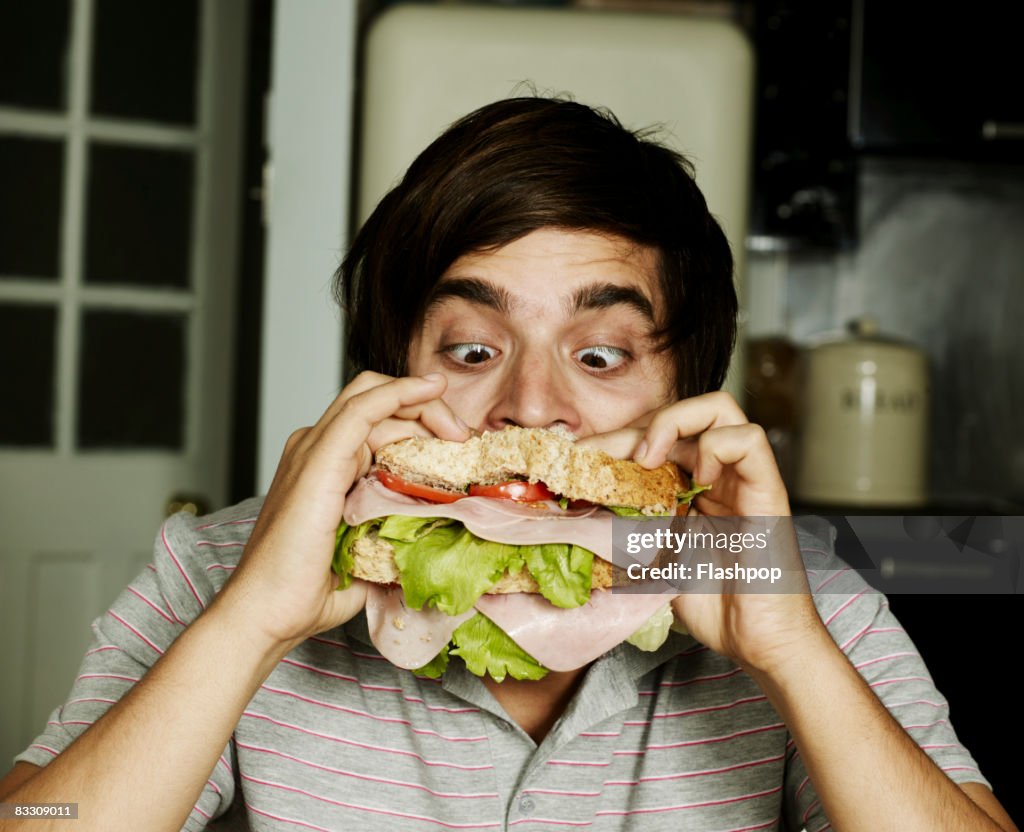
<box><xmin>444</xmin><ymin>343</ymin><xmax>497</xmax><ymax>365</ymax></box>
<box><xmin>575</xmin><ymin>345</ymin><xmax>628</xmax><ymax>370</ymax></box>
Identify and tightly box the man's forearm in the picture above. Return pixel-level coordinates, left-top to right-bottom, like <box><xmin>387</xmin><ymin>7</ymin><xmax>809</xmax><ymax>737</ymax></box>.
<box><xmin>5</xmin><ymin>596</ymin><xmax>296</xmax><ymax>832</ymax></box>
<box><xmin>749</xmin><ymin>627</ymin><xmax>1012</xmax><ymax>832</ymax></box>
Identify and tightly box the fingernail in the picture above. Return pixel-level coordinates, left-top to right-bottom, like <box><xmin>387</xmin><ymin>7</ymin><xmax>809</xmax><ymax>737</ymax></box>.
<box><xmin>421</xmin><ymin>372</ymin><xmax>445</xmax><ymax>383</ymax></box>
<box><xmin>634</xmin><ymin>440</ymin><xmax>648</xmax><ymax>462</ymax></box>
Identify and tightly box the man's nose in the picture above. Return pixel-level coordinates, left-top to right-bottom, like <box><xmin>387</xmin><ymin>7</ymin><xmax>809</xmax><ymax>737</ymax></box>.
<box><xmin>483</xmin><ymin>352</ymin><xmax>581</xmax><ymax>433</ymax></box>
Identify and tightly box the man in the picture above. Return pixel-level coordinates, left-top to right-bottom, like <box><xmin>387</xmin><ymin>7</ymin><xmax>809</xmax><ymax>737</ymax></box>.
<box><xmin>1</xmin><ymin>98</ymin><xmax>1016</xmax><ymax>831</ymax></box>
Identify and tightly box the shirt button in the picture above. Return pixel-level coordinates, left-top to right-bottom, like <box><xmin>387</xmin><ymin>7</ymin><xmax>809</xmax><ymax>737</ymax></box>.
<box><xmin>519</xmin><ymin>795</ymin><xmax>536</xmax><ymax>815</ymax></box>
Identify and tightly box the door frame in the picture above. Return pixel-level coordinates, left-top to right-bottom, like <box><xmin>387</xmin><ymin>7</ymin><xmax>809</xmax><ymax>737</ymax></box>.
<box><xmin>258</xmin><ymin>0</ymin><xmax>358</xmax><ymax>493</ymax></box>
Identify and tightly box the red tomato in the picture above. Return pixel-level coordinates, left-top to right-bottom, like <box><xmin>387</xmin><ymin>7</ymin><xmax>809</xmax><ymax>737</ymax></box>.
<box><xmin>375</xmin><ymin>470</ymin><xmax>466</xmax><ymax>503</ymax></box>
<box><xmin>468</xmin><ymin>480</ymin><xmax>556</xmax><ymax>502</ymax></box>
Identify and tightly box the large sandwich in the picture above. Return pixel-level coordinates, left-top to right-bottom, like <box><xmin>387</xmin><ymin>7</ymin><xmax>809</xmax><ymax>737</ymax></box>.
<box><xmin>333</xmin><ymin>426</ymin><xmax>706</xmax><ymax>681</ymax></box>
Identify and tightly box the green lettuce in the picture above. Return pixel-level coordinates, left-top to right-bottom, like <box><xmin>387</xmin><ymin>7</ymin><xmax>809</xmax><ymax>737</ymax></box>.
<box><xmin>449</xmin><ymin>613</ymin><xmax>547</xmax><ymax>682</ymax></box>
<box><xmin>607</xmin><ymin>505</ymin><xmax>654</xmax><ymax>517</ymax></box>
<box><xmin>677</xmin><ymin>483</ymin><xmax>712</xmax><ymax>505</ymax></box>
<box><xmin>606</xmin><ymin>483</ymin><xmax>712</xmax><ymax>518</ymax></box>
<box><xmin>625</xmin><ymin>603</ymin><xmax>674</xmax><ymax>651</ymax></box>
<box><xmin>333</xmin><ymin>515</ymin><xmax>596</xmax><ymax>616</ymax></box>
<box><xmin>520</xmin><ymin>543</ymin><xmax>593</xmax><ymax>608</ymax></box>
<box><xmin>332</xmin><ymin>520</ymin><xmax>376</xmax><ymax>589</ymax></box>
<box><xmin>413</xmin><ymin>646</ymin><xmax>450</xmax><ymax>679</ymax></box>
<box><xmin>392</xmin><ymin>524</ymin><xmax>526</xmax><ymax>616</ymax></box>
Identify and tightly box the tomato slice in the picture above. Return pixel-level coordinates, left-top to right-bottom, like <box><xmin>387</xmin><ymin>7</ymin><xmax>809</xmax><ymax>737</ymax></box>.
<box><xmin>375</xmin><ymin>470</ymin><xmax>466</xmax><ymax>503</ymax></box>
<box><xmin>468</xmin><ymin>480</ymin><xmax>556</xmax><ymax>502</ymax></box>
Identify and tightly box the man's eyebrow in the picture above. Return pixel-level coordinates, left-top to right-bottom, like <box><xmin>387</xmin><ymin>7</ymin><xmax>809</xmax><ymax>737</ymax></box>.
<box><xmin>423</xmin><ymin>277</ymin><xmax>656</xmax><ymax>324</ymax></box>
<box><xmin>424</xmin><ymin>277</ymin><xmax>513</xmax><ymax>316</ymax></box>
<box><xmin>567</xmin><ymin>282</ymin><xmax>656</xmax><ymax>324</ymax></box>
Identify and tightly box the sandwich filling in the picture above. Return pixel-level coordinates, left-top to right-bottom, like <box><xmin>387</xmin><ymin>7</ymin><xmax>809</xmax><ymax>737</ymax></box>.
<box><xmin>332</xmin><ymin>428</ymin><xmax>708</xmax><ymax>681</ymax></box>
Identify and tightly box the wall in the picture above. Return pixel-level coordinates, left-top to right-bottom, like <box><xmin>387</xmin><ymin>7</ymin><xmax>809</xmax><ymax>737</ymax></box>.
<box><xmin>747</xmin><ymin>159</ymin><xmax>1024</xmax><ymax>507</ymax></box>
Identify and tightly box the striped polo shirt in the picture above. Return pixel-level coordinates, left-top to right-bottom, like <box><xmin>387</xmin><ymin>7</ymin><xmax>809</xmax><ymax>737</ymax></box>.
<box><xmin>16</xmin><ymin>499</ymin><xmax>989</xmax><ymax>831</ymax></box>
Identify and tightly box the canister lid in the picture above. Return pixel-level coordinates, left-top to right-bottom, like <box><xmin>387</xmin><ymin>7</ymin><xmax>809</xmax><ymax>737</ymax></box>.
<box><xmin>811</xmin><ymin>317</ymin><xmax>925</xmax><ymax>359</ymax></box>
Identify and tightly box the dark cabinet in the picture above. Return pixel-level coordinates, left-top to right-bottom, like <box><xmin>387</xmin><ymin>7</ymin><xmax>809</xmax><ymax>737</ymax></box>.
<box><xmin>750</xmin><ymin>1</ymin><xmax>1024</xmax><ymax>250</ymax></box>
<box><xmin>852</xmin><ymin>1</ymin><xmax>1024</xmax><ymax>153</ymax></box>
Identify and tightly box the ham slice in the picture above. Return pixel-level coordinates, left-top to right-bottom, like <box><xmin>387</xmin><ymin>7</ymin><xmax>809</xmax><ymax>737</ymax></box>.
<box><xmin>365</xmin><ymin>585</ymin><xmax>674</xmax><ymax>672</ymax></box>
<box><xmin>343</xmin><ymin>477</ymin><xmax>616</xmax><ymax>560</ymax></box>
<box><xmin>364</xmin><ymin>583</ymin><xmax>475</xmax><ymax>669</ymax></box>
<box><xmin>474</xmin><ymin>591</ymin><xmax>674</xmax><ymax>671</ymax></box>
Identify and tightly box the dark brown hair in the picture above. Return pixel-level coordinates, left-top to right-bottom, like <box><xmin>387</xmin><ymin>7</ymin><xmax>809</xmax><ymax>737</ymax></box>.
<box><xmin>335</xmin><ymin>96</ymin><xmax>736</xmax><ymax>397</ymax></box>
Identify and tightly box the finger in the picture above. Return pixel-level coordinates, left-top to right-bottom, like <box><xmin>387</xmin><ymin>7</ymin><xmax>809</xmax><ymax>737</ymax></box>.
<box><xmin>366</xmin><ymin>416</ymin><xmax>438</xmax><ymax>452</ymax></box>
<box><xmin>634</xmin><ymin>391</ymin><xmax>747</xmax><ymax>468</ymax></box>
<box><xmin>309</xmin><ymin>370</ymin><xmax>397</xmax><ymax>435</ymax></box>
<box><xmin>575</xmin><ymin>427</ymin><xmax>645</xmax><ymax>460</ymax></box>
<box><xmin>674</xmin><ymin>424</ymin><xmax>777</xmax><ymax>484</ymax></box>
<box><xmin>343</xmin><ymin>372</ymin><xmax>470</xmax><ymax>442</ymax></box>
<box><xmin>295</xmin><ymin>375</ymin><xmax>458</xmax><ymax>485</ymax></box>
<box><xmin>392</xmin><ymin>394</ymin><xmax>470</xmax><ymax>442</ymax></box>
<box><xmin>308</xmin><ymin>371</ymin><xmax>469</xmax><ymax>445</ymax></box>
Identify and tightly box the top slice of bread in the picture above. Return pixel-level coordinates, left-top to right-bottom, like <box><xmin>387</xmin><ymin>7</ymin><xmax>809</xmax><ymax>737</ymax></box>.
<box><xmin>375</xmin><ymin>426</ymin><xmax>685</xmax><ymax>514</ymax></box>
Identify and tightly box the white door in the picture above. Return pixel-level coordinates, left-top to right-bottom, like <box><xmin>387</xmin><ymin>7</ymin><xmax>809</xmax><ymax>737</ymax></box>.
<box><xmin>0</xmin><ymin>0</ymin><xmax>248</xmax><ymax>768</ymax></box>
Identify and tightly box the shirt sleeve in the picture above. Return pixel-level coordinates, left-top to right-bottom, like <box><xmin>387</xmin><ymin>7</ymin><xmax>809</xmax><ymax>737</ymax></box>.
<box><xmin>782</xmin><ymin>517</ymin><xmax>992</xmax><ymax>832</ymax></box>
<box><xmin>13</xmin><ymin>509</ymin><xmax>242</xmax><ymax>831</ymax></box>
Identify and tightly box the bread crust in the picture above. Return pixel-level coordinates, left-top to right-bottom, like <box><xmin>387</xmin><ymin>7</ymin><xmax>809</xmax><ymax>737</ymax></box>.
<box><xmin>375</xmin><ymin>426</ymin><xmax>684</xmax><ymax>514</ymax></box>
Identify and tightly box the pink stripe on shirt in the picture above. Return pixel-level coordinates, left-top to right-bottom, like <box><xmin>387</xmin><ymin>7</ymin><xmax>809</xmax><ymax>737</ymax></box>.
<box><xmin>853</xmin><ymin>652</ymin><xmax>919</xmax><ymax>671</ymax></box>
<box><xmin>237</xmin><ymin>741</ymin><xmax>497</xmax><ymax>798</ymax></box>
<box><xmin>278</xmin><ymin>658</ymin><xmax>478</xmax><ymax>713</ymax></box>
<box><xmin>814</xmin><ymin>567</ymin><xmax>851</xmax><ymax>592</ymax></box>
<box><xmin>245</xmin><ymin>804</ymin><xmax>334</xmax><ymax>832</ymax></box>
<box><xmin>604</xmin><ymin>752</ymin><xmax>785</xmax><ymax>786</ymax></box>
<box><xmin>840</xmin><ymin>625</ymin><xmax>903</xmax><ymax>652</ymax></box>
<box><xmin>241</xmin><ymin>773</ymin><xmax>502</xmax><ymax>829</ymax></box>
<box><xmin>802</xmin><ymin>796</ymin><xmax>821</xmax><ymax>824</ymax></box>
<box><xmin>106</xmin><ymin>611</ymin><xmax>164</xmax><ymax>654</ymax></box>
<box><xmin>241</xmin><ymin>711</ymin><xmax>492</xmax><ymax>770</ymax></box>
<box><xmin>594</xmin><ymin>785</ymin><xmax>782</xmax><ymax>815</ymax></box>
<box><xmin>639</xmin><ymin>666</ymin><xmax>746</xmax><ymax>694</ymax></box>
<box><xmin>196</xmin><ymin>516</ymin><xmax>258</xmax><ymax>530</ymax></box>
<box><xmin>823</xmin><ymin>589</ymin><xmax>868</xmax><ymax>627</ymax></box>
<box><xmin>260</xmin><ymin>685</ymin><xmax>486</xmax><ymax>741</ymax></box>
<box><xmin>161</xmin><ymin>520</ymin><xmax>204</xmax><ymax>609</ymax></box>
<box><xmin>613</xmin><ymin>722</ymin><xmax>786</xmax><ymax>754</ymax></box>
<box><xmin>126</xmin><ymin>586</ymin><xmax>177</xmax><ymax>624</ymax></box>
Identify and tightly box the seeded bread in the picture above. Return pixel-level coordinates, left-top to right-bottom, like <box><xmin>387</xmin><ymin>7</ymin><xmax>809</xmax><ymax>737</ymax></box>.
<box><xmin>350</xmin><ymin>529</ymin><xmax>624</xmax><ymax>593</ymax></box>
<box><xmin>375</xmin><ymin>426</ymin><xmax>684</xmax><ymax>514</ymax></box>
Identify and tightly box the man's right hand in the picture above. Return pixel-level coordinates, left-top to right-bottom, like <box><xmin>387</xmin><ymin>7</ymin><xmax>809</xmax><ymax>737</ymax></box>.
<box><xmin>215</xmin><ymin>371</ymin><xmax>470</xmax><ymax>648</ymax></box>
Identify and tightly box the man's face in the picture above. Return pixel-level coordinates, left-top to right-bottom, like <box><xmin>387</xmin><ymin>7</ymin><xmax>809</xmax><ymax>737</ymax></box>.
<box><xmin>407</xmin><ymin>227</ymin><xmax>676</xmax><ymax>438</ymax></box>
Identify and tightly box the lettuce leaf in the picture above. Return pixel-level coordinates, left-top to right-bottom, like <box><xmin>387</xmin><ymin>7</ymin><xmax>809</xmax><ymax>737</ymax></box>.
<box><xmin>413</xmin><ymin>646</ymin><xmax>450</xmax><ymax>679</ymax></box>
<box><xmin>332</xmin><ymin>515</ymin><xmax>596</xmax><ymax>614</ymax></box>
<box><xmin>389</xmin><ymin>524</ymin><xmax>526</xmax><ymax>616</ymax></box>
<box><xmin>677</xmin><ymin>483</ymin><xmax>712</xmax><ymax>505</ymax></box>
<box><xmin>521</xmin><ymin>543</ymin><xmax>593</xmax><ymax>608</ymax></box>
<box><xmin>332</xmin><ymin>520</ymin><xmax>378</xmax><ymax>589</ymax></box>
<box><xmin>450</xmin><ymin>613</ymin><xmax>547</xmax><ymax>682</ymax></box>
<box><xmin>378</xmin><ymin>514</ymin><xmax>454</xmax><ymax>542</ymax></box>
<box><xmin>607</xmin><ymin>505</ymin><xmax>653</xmax><ymax>517</ymax></box>
<box><xmin>625</xmin><ymin>602</ymin><xmax>674</xmax><ymax>651</ymax></box>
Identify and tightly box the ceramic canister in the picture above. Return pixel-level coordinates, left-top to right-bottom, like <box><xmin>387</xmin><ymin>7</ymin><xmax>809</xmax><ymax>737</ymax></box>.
<box><xmin>796</xmin><ymin>319</ymin><xmax>929</xmax><ymax>506</ymax></box>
